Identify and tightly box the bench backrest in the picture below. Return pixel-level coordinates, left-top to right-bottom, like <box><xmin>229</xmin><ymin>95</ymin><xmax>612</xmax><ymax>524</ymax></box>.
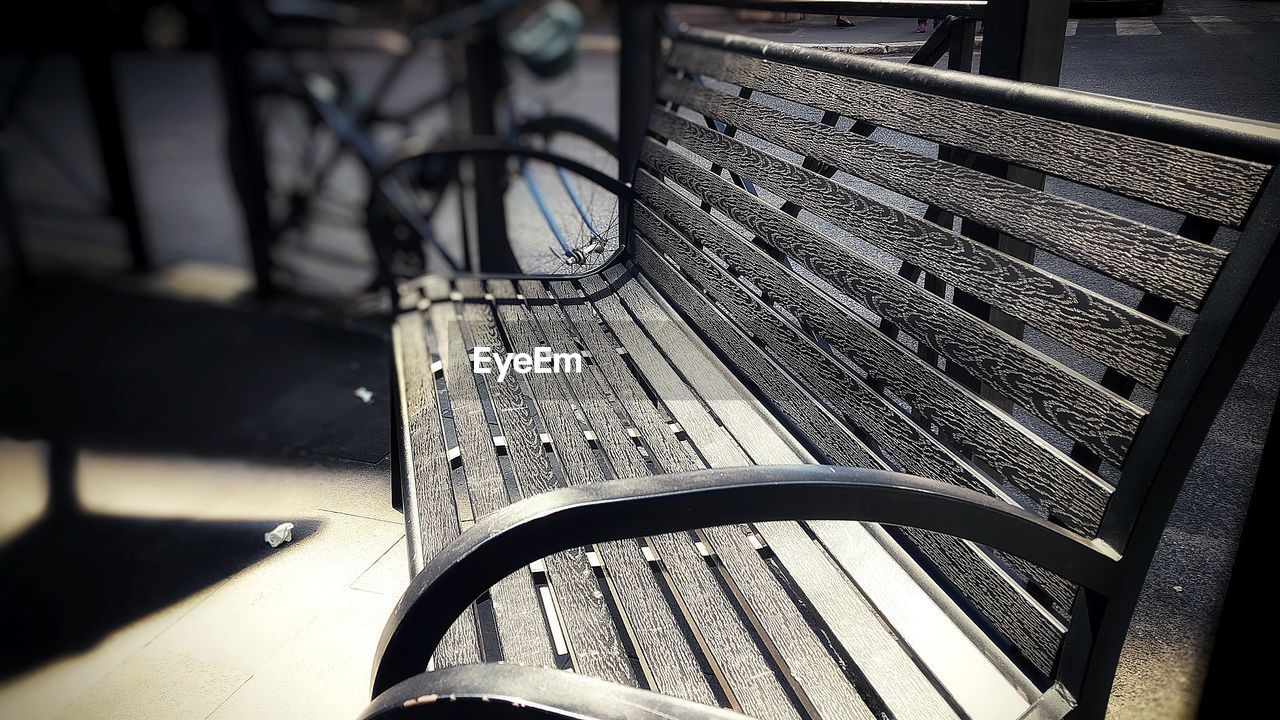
<box><xmin>627</xmin><ymin>25</ymin><xmax>1280</xmax><ymax>699</ymax></box>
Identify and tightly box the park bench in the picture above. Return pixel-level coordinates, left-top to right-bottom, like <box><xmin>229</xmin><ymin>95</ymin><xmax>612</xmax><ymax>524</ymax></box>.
<box><xmin>366</xmin><ymin>17</ymin><xmax>1280</xmax><ymax>720</ymax></box>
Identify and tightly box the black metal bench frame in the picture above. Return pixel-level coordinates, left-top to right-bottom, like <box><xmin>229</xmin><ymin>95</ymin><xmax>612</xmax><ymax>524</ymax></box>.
<box><xmin>368</xmin><ymin>3</ymin><xmax>1280</xmax><ymax>718</ymax></box>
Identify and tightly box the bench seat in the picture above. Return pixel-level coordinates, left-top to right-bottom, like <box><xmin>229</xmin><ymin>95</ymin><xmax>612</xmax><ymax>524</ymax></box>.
<box><xmin>374</xmin><ymin>19</ymin><xmax>1280</xmax><ymax>720</ymax></box>
<box><xmin>391</xmin><ymin>269</ymin><xmax>1041</xmax><ymax>719</ymax></box>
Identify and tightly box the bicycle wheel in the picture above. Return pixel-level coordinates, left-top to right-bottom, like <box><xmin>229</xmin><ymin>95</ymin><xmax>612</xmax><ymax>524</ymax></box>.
<box><xmin>506</xmin><ymin>115</ymin><xmax>620</xmax><ymax>275</ymax></box>
<box><xmin>364</xmin><ymin>114</ymin><xmax>620</xmax><ymax>284</ymax></box>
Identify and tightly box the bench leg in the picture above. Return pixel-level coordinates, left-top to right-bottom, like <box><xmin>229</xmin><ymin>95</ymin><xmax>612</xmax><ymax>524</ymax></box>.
<box><xmin>46</xmin><ymin>438</ymin><xmax>79</xmax><ymax>518</ymax></box>
<box><xmin>78</xmin><ymin>51</ymin><xmax>151</xmax><ymax>274</ymax></box>
<box><xmin>1</xmin><ymin>152</ymin><xmax>27</xmax><ymax>282</ymax></box>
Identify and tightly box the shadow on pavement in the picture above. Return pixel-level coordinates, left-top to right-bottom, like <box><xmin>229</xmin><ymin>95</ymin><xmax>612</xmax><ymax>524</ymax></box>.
<box><xmin>0</xmin><ymin>276</ymin><xmax>390</xmax><ymax>465</ymax></box>
<box><xmin>0</xmin><ymin>493</ymin><xmax>320</xmax><ymax>680</ymax></box>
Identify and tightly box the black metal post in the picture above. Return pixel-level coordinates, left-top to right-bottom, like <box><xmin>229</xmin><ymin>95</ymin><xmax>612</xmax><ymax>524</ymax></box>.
<box><xmin>46</xmin><ymin>437</ymin><xmax>79</xmax><ymax>517</ymax></box>
<box><xmin>211</xmin><ymin>0</ymin><xmax>277</xmax><ymax>295</ymax></box>
<box><xmin>979</xmin><ymin>0</ymin><xmax>1070</xmax><ymax>85</ymax></box>
<box><xmin>0</xmin><ymin>151</ymin><xmax>27</xmax><ymax>282</ymax></box>
<box><xmin>77</xmin><ymin>50</ymin><xmax>152</xmax><ymax>273</ymax></box>
<box><xmin>459</xmin><ymin>10</ymin><xmax>517</xmax><ymax>273</ymax></box>
<box><xmin>618</xmin><ymin>1</ymin><xmax>661</xmax><ymax>248</ymax></box>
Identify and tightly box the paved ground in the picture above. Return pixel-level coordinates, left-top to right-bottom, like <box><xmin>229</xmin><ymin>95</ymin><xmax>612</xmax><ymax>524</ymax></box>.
<box><xmin>1</xmin><ymin>0</ymin><xmax>1278</xmax><ymax>717</ymax></box>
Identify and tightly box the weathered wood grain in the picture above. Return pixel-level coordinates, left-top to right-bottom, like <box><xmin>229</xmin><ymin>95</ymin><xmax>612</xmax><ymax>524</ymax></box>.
<box><xmin>660</xmin><ymin>76</ymin><xmax>1228</xmax><ymax>310</ymax></box>
<box><xmin>810</xmin><ymin>521</ymin><xmax>1035</xmax><ymax>718</ymax></box>
<box><xmin>559</xmin><ymin>279</ymin><xmax>750</xmax><ymax>469</ymax></box>
<box><xmin>521</xmin><ymin>280</ymin><xmax>806</xmax><ymax>719</ymax></box>
<box><xmin>669</xmin><ymin>41</ymin><xmax>1269</xmax><ymax>226</ymax></box>
<box><xmin>596</xmin><ymin>268</ymin><xmax>803</xmax><ymax>466</ymax></box>
<box><xmin>608</xmin><ymin>269</ymin><xmax>1008</xmax><ymax>713</ymax></box>
<box><xmin>633</xmin><ymin>194</ymin><xmax>1077</xmax><ymax>610</ymax></box>
<box><xmin>650</xmin><ymin>106</ymin><xmax>1185</xmax><ymax>389</ymax></box>
<box><xmin>584</xmin><ymin>274</ymin><xmax>961</xmax><ymax>720</ymax></box>
<box><xmin>634</xmin><ymin>197</ymin><xmax>993</xmax><ymax>497</ymax></box>
<box><xmin>392</xmin><ymin>311</ymin><xmax>483</xmax><ymax>669</ymax></box>
<box><xmin>633</xmin><ymin>220</ymin><xmax>1068</xmax><ymax>676</ymax></box>
<box><xmin>633</xmin><ymin>242</ymin><xmax>880</xmax><ymax>471</ymax></box>
<box><xmin>432</xmin><ymin>293</ymin><xmax>556</xmax><ymax>668</ymax></box>
<box><xmin>488</xmin><ymin>280</ymin><xmax>729</xmax><ymax>706</ymax></box>
<box><xmin>614</xmin><ymin>269</ymin><xmax>1039</xmax><ymax>714</ymax></box>
<box><xmin>901</xmin><ymin>529</ymin><xmax>1065</xmax><ymax>674</ymax></box>
<box><xmin>476</xmin><ymin>280</ymin><xmax>642</xmax><ymax>689</ymax></box>
<box><xmin>548</xmin><ymin>281</ymin><xmax>879</xmax><ymax>720</ymax></box>
<box><xmin>640</xmin><ymin>139</ymin><xmax>1146</xmax><ymax>468</ymax></box>
<box><xmin>634</xmin><ymin>174</ymin><xmax>1110</xmax><ymax>535</ymax></box>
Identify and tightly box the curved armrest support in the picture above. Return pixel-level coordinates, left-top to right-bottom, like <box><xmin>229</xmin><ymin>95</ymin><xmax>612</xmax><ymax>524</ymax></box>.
<box><xmin>372</xmin><ymin>465</ymin><xmax>1120</xmax><ymax>696</ymax></box>
<box><xmin>361</xmin><ymin>664</ymin><xmax>745</xmax><ymax>720</ymax></box>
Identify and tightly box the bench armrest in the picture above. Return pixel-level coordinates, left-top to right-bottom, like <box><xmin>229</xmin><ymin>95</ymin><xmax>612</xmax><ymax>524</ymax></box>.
<box><xmin>362</xmin><ymin>663</ymin><xmax>745</xmax><ymax>720</ymax></box>
<box><xmin>372</xmin><ymin>465</ymin><xmax>1121</xmax><ymax>696</ymax></box>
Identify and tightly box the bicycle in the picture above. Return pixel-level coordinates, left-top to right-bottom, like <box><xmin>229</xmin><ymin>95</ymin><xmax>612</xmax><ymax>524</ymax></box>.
<box><xmin>241</xmin><ymin>0</ymin><xmax>622</xmax><ymax>297</ymax></box>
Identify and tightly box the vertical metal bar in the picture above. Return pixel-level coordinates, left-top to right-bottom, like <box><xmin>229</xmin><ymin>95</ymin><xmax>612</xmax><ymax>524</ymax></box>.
<box><xmin>390</xmin><ymin>348</ymin><xmax>404</xmax><ymax>512</ymax></box>
<box><xmin>211</xmin><ymin>0</ymin><xmax>276</xmax><ymax>295</ymax></box>
<box><xmin>78</xmin><ymin>50</ymin><xmax>151</xmax><ymax>273</ymax></box>
<box><xmin>1</xmin><ymin>152</ymin><xmax>27</xmax><ymax>282</ymax></box>
<box><xmin>460</xmin><ymin>11</ymin><xmax>516</xmax><ymax>272</ymax></box>
<box><xmin>46</xmin><ymin>437</ymin><xmax>78</xmax><ymax>516</ymax></box>
<box><xmin>980</xmin><ymin>0</ymin><xmax>1071</xmax><ymax>86</ymax></box>
<box><xmin>618</xmin><ymin>1</ymin><xmax>661</xmax><ymax>247</ymax></box>
<box><xmin>947</xmin><ymin>15</ymin><xmax>977</xmax><ymax>73</ymax></box>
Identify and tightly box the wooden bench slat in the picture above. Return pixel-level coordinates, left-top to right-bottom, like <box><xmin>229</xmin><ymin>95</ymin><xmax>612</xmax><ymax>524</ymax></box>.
<box><xmin>633</xmin><ymin>191</ymin><xmax>1079</xmax><ymax>616</ymax></box>
<box><xmin>557</xmin><ymin>278</ymin><xmax>752</xmax><ymax>469</ymax></box>
<box><xmin>640</xmin><ymin>138</ymin><xmax>1146</xmax><ymax>468</ymax></box>
<box><xmin>634</xmin><ymin>203</ymin><xmax>1085</xmax><ymax>617</ymax></box>
<box><xmin>633</xmin><ymin>196</ymin><xmax>1001</xmax><ymax>505</ymax></box>
<box><xmin>633</xmin><ymin>242</ymin><xmax>881</xmax><ymax>471</ymax></box>
<box><xmin>428</xmin><ymin>286</ymin><xmax>557</xmax><ymax>668</ymax></box>
<box><xmin>650</xmin><ymin>106</ymin><xmax>1185</xmax><ymax>390</ymax></box>
<box><xmin>631</xmin><ymin>173</ymin><xmax>1109</xmax><ymax>536</ymax></box>
<box><xmin>476</xmin><ymin>280</ymin><xmax>644</xmax><ymax>689</ymax></box>
<box><xmin>452</xmin><ymin>288</ymin><xmax>609</xmax><ymax>669</ymax></box>
<box><xmin>659</xmin><ymin>75</ymin><xmax>1229</xmax><ymax>310</ymax></box>
<box><xmin>518</xmin><ymin>280</ymin><xmax>811</xmax><ymax>719</ymax></box>
<box><xmin>635</xmin><ymin>178</ymin><xmax>1086</xmax><ymax>620</ymax></box>
<box><xmin>496</xmin><ymin>279</ymin><xmax>777</xmax><ymax>708</ymax></box>
<box><xmin>810</xmin><ymin>521</ymin><xmax>1036</xmax><ymax>718</ymax></box>
<box><xmin>584</xmin><ymin>272</ymin><xmax>965</xmax><ymax>720</ymax></box>
<box><xmin>392</xmin><ymin>312</ymin><xmax>483</xmax><ymax>668</ymax></box>
<box><xmin>669</xmin><ymin>39</ymin><xmax>1269</xmax><ymax>226</ymax></box>
<box><xmin>543</xmin><ymin>280</ymin><xmax>883</xmax><ymax>720</ymax></box>
<box><xmin>632</xmin><ymin>240</ymin><xmax>1067</xmax><ymax>677</ymax></box>
<box><xmin>453</xmin><ymin>282</ymin><xmax>627</xmax><ymax>666</ymax></box>
<box><xmin>597</xmin><ymin>269</ymin><xmax>804</xmax><ymax>465</ymax></box>
<box><xmin>610</xmin><ymin>267</ymin><xmax>1037</xmax><ymax>715</ymax></box>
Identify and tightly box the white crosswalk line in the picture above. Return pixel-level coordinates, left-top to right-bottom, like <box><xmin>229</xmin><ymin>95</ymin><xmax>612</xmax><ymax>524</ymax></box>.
<box><xmin>1190</xmin><ymin>16</ymin><xmax>1250</xmax><ymax>35</ymax></box>
<box><xmin>1065</xmin><ymin>19</ymin><xmax>1078</xmax><ymax>36</ymax></box>
<box><xmin>1116</xmin><ymin>18</ymin><xmax>1161</xmax><ymax>36</ymax></box>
